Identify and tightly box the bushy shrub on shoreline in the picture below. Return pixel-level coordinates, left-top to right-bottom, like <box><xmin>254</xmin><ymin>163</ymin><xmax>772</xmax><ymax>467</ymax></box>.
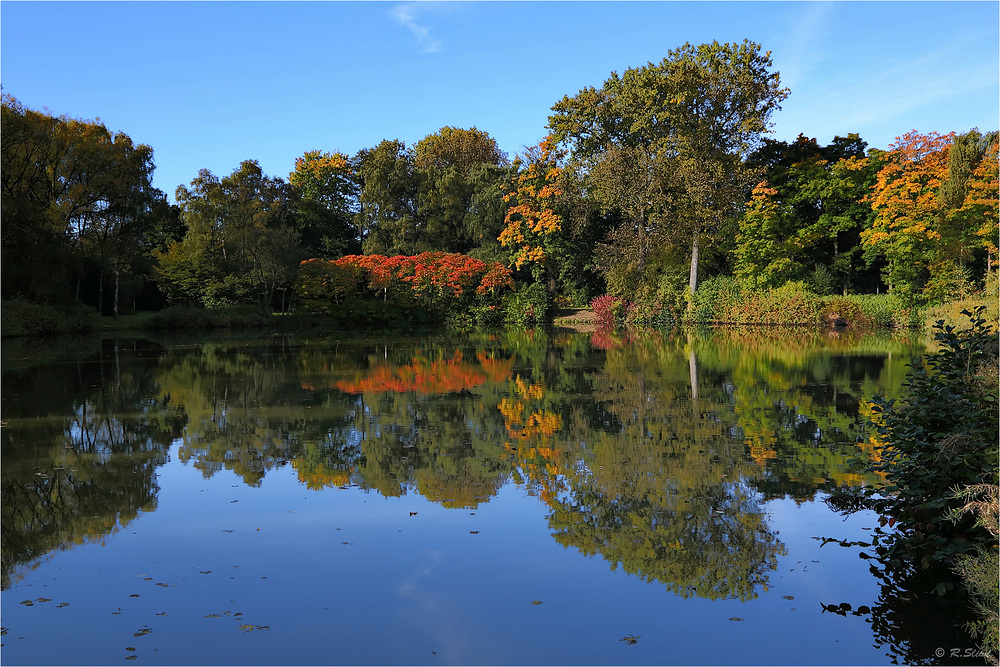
<box><xmin>2</xmin><ymin>300</ymin><xmax>101</xmax><ymax>337</ymax></box>
<box><xmin>608</xmin><ymin>278</ymin><xmax>918</xmax><ymax>329</ymax></box>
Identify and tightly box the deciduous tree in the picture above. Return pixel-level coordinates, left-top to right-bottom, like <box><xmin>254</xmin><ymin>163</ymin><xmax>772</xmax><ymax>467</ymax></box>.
<box><xmin>548</xmin><ymin>40</ymin><xmax>789</xmax><ymax>302</ymax></box>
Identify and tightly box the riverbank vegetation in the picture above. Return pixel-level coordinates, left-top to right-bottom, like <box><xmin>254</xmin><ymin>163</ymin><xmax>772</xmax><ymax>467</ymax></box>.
<box><xmin>858</xmin><ymin>309</ymin><xmax>999</xmax><ymax>662</ymax></box>
<box><xmin>2</xmin><ymin>39</ymin><xmax>996</xmax><ymax>338</ymax></box>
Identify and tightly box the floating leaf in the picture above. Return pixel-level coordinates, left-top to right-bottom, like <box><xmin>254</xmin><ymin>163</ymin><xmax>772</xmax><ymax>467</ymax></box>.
<box><xmin>729</xmin><ymin>617</ymin><xmax>745</xmax><ymax>621</ymax></box>
<box><xmin>782</xmin><ymin>595</ymin><xmax>794</xmax><ymax>600</ymax></box>
<box><xmin>531</xmin><ymin>600</ymin><xmax>542</xmax><ymax>605</ymax></box>
<box><xmin>620</xmin><ymin>634</ymin><xmax>640</xmax><ymax>644</ymax></box>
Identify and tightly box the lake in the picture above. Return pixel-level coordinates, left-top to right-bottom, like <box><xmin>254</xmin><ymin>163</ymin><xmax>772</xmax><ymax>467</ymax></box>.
<box><xmin>0</xmin><ymin>326</ymin><xmax>982</xmax><ymax>665</ymax></box>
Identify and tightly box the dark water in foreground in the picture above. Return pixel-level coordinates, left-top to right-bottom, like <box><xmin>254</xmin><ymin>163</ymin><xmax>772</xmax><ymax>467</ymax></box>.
<box><xmin>0</xmin><ymin>327</ymin><xmax>983</xmax><ymax>665</ymax></box>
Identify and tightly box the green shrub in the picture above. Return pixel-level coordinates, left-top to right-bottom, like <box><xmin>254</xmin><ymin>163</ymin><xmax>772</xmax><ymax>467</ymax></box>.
<box><xmin>867</xmin><ymin>308</ymin><xmax>999</xmax><ymax>570</ymax></box>
<box><xmin>688</xmin><ymin>276</ymin><xmax>743</xmax><ymax>322</ymax></box>
<box><xmin>505</xmin><ymin>282</ymin><xmax>550</xmax><ymax>327</ymax></box>
<box><xmin>143</xmin><ymin>306</ymin><xmax>217</xmax><ymax>330</ymax></box>
<box><xmin>717</xmin><ymin>280</ymin><xmax>819</xmax><ymax>325</ymax></box>
<box><xmin>839</xmin><ymin>294</ymin><xmax>902</xmax><ymax>328</ymax></box>
<box><xmin>1</xmin><ymin>300</ymin><xmax>100</xmax><ymax>337</ymax></box>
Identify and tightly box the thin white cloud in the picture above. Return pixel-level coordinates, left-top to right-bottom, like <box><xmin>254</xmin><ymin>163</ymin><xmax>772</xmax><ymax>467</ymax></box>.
<box><xmin>774</xmin><ymin>2</ymin><xmax>836</xmax><ymax>90</ymax></box>
<box><xmin>391</xmin><ymin>3</ymin><xmax>443</xmax><ymax>54</ymax></box>
<box><xmin>782</xmin><ymin>41</ymin><xmax>997</xmax><ymax>145</ymax></box>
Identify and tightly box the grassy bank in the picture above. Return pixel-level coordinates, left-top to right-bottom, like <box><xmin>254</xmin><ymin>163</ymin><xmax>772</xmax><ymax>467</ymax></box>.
<box><xmin>594</xmin><ymin>276</ymin><xmax>999</xmax><ymax>332</ymax></box>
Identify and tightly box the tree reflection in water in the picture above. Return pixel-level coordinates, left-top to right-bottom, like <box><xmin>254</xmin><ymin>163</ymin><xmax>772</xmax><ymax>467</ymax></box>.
<box><xmin>2</xmin><ymin>327</ymin><xmax>939</xmax><ymax>656</ymax></box>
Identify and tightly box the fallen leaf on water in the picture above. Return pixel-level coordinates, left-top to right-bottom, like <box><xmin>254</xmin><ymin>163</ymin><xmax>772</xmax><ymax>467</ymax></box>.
<box><xmin>620</xmin><ymin>634</ymin><xmax>640</xmax><ymax>645</ymax></box>
<box><xmin>129</xmin><ymin>594</ymin><xmax>140</xmax><ymax>598</ymax></box>
<box><xmin>469</xmin><ymin>531</ymin><xmax>480</xmax><ymax>534</ymax></box>
<box><xmin>729</xmin><ymin>617</ymin><xmax>745</xmax><ymax>621</ymax></box>
<box><xmin>125</xmin><ymin>656</ymin><xmax>137</xmax><ymax>661</ymax></box>
<box><xmin>782</xmin><ymin>595</ymin><xmax>794</xmax><ymax>600</ymax></box>
<box><xmin>531</xmin><ymin>600</ymin><xmax>542</xmax><ymax>605</ymax></box>
<box><xmin>204</xmin><ymin>613</ymin><xmax>222</xmax><ymax>618</ymax></box>
<box><xmin>126</xmin><ymin>647</ymin><xmax>136</xmax><ymax>652</ymax></box>
<box><xmin>57</xmin><ymin>603</ymin><xmax>69</xmax><ymax>608</ymax></box>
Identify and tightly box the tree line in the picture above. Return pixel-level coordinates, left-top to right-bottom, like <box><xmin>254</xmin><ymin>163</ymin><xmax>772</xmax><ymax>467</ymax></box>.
<box><xmin>3</xmin><ymin>39</ymin><xmax>996</xmax><ymax>322</ymax></box>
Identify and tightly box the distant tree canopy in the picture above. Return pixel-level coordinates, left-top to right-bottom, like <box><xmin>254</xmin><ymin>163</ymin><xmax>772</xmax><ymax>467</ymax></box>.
<box><xmin>2</xmin><ymin>42</ymin><xmax>997</xmax><ymax>322</ymax></box>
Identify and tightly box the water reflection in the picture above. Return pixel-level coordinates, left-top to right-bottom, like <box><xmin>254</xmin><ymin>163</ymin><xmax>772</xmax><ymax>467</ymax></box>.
<box><xmin>2</xmin><ymin>328</ymin><xmax>919</xmax><ymax>605</ymax></box>
<box><xmin>1</xmin><ymin>340</ymin><xmax>175</xmax><ymax>589</ymax></box>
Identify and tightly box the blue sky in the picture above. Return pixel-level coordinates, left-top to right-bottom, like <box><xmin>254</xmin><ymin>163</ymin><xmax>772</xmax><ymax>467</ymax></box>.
<box><xmin>2</xmin><ymin>1</ymin><xmax>997</xmax><ymax>200</ymax></box>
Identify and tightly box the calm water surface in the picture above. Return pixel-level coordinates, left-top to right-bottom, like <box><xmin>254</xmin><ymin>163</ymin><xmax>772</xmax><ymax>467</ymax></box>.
<box><xmin>0</xmin><ymin>327</ymin><xmax>979</xmax><ymax>665</ymax></box>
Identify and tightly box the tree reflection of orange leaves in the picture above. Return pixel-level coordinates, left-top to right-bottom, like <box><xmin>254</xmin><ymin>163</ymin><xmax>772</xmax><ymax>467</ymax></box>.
<box><xmin>498</xmin><ymin>399</ymin><xmax>562</xmax><ymax>440</ymax></box>
<box><xmin>475</xmin><ymin>351</ymin><xmax>514</xmax><ymax>383</ymax></box>
<box><xmin>514</xmin><ymin>376</ymin><xmax>544</xmax><ymax>401</ymax></box>
<box><xmin>748</xmin><ymin>443</ymin><xmax>778</xmax><ymax>467</ymax></box>
<box><xmin>857</xmin><ymin>435</ymin><xmax>889</xmax><ymax>481</ymax></box>
<box><xmin>293</xmin><ymin>460</ymin><xmax>353</xmax><ymax>490</ymax></box>
<box><xmin>336</xmin><ymin>350</ymin><xmax>487</xmax><ymax>395</ymax></box>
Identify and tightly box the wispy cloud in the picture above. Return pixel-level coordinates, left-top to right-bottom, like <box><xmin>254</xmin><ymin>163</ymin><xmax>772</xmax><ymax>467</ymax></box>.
<box><xmin>391</xmin><ymin>3</ymin><xmax>443</xmax><ymax>54</ymax></box>
<box><xmin>774</xmin><ymin>2</ymin><xmax>835</xmax><ymax>90</ymax></box>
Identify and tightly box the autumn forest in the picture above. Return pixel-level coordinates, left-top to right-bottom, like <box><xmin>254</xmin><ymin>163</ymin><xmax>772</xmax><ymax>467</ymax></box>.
<box><xmin>2</xmin><ymin>40</ymin><xmax>997</xmax><ymax>332</ymax></box>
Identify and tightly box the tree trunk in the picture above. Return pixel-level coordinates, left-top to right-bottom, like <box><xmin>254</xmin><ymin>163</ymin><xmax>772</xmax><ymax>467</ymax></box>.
<box><xmin>688</xmin><ymin>232</ymin><xmax>700</xmax><ymax>300</ymax></box>
<box><xmin>113</xmin><ymin>267</ymin><xmax>120</xmax><ymax>319</ymax></box>
<box><xmin>688</xmin><ymin>347</ymin><xmax>699</xmax><ymax>401</ymax></box>
<box><xmin>98</xmin><ymin>269</ymin><xmax>104</xmax><ymax>316</ymax></box>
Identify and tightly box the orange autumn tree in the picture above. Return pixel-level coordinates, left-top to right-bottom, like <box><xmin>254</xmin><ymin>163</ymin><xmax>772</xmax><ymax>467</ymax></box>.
<box><xmin>293</xmin><ymin>251</ymin><xmax>513</xmax><ymax>322</ymax></box>
<box><xmin>861</xmin><ymin>130</ymin><xmax>954</xmax><ymax>302</ymax></box>
<box><xmin>499</xmin><ymin>136</ymin><xmax>565</xmax><ymax>277</ymax></box>
<box><xmin>861</xmin><ymin>129</ymin><xmax>998</xmax><ymax>302</ymax></box>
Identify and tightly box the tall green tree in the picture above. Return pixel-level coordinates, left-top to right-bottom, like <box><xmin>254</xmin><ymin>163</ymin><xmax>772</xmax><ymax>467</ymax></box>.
<box><xmin>353</xmin><ymin>140</ymin><xmax>419</xmax><ymax>255</ymax></box>
<box><xmin>414</xmin><ymin>127</ymin><xmax>509</xmax><ymax>253</ymax></box>
<box><xmin>733</xmin><ymin>134</ymin><xmax>879</xmax><ymax>294</ymax></box>
<box><xmin>289</xmin><ymin>150</ymin><xmax>360</xmax><ymax>259</ymax></box>
<box><xmin>156</xmin><ymin>160</ymin><xmax>300</xmax><ymax>310</ymax></box>
<box><xmin>548</xmin><ymin>40</ymin><xmax>789</xmax><ymax>302</ymax></box>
